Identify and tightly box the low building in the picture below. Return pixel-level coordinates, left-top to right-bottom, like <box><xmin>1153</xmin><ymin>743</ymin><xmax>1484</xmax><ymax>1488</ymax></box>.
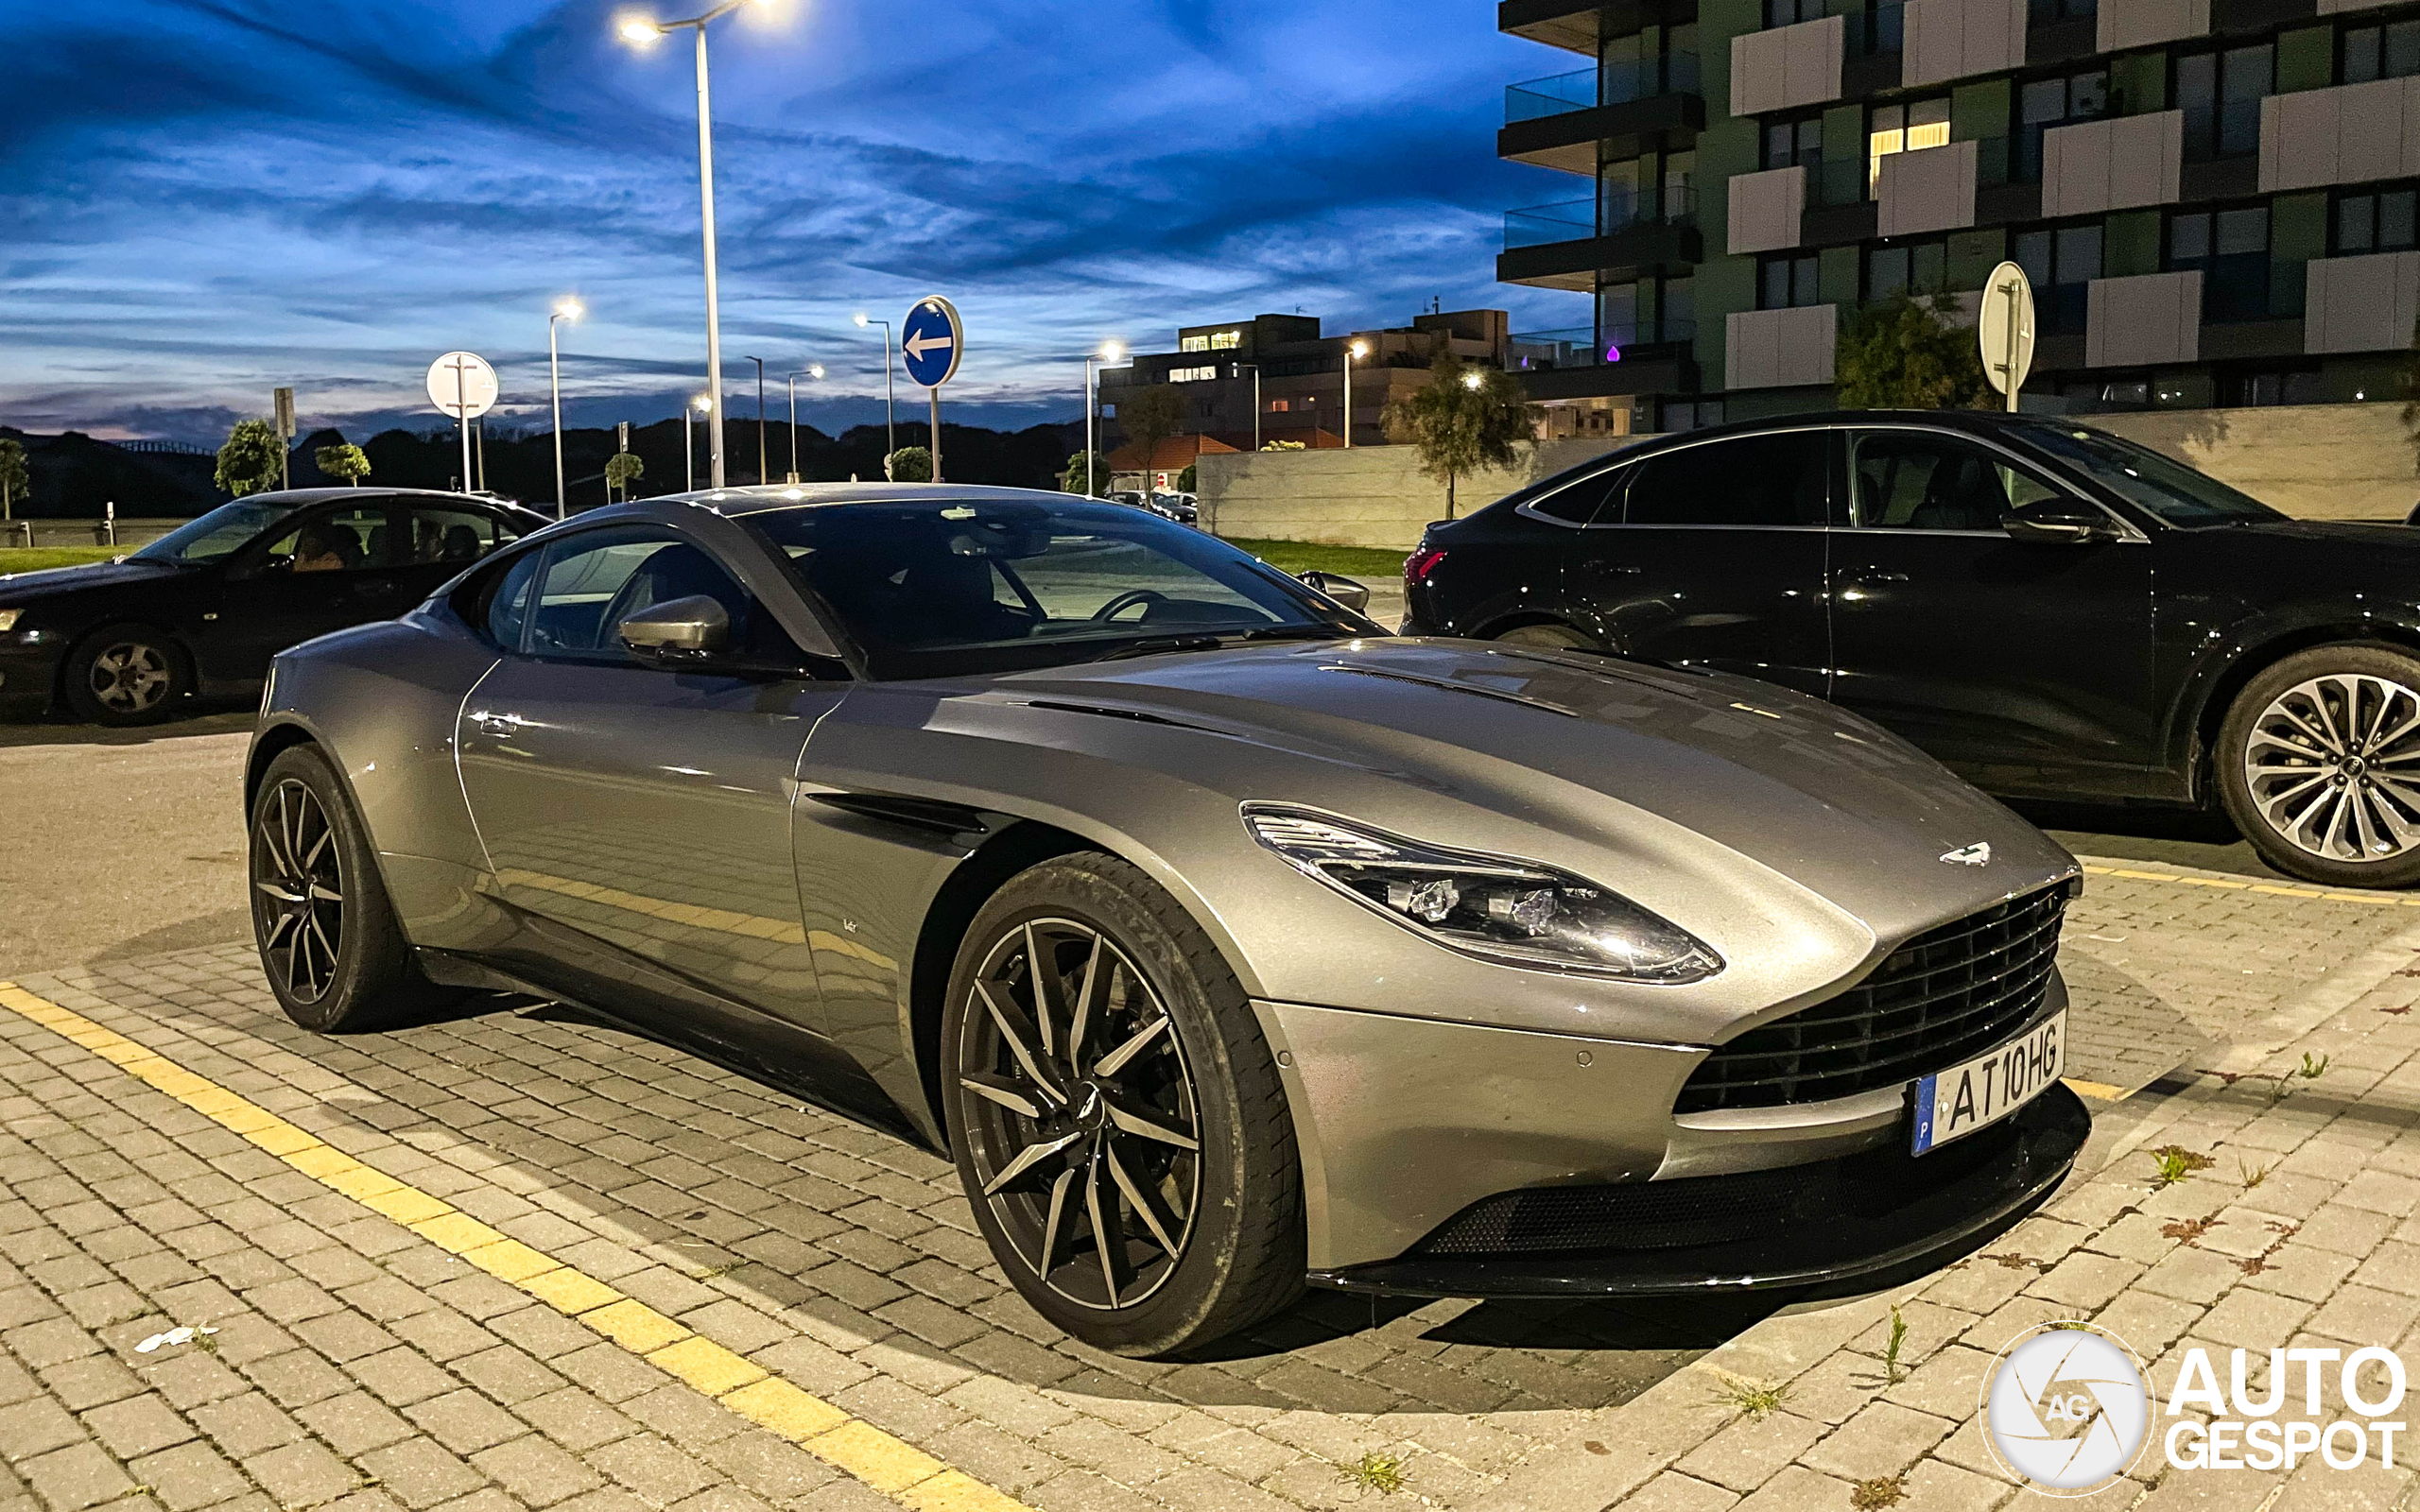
<box><xmin>1099</xmin><ymin>309</ymin><xmax>1512</xmax><ymax>452</ymax></box>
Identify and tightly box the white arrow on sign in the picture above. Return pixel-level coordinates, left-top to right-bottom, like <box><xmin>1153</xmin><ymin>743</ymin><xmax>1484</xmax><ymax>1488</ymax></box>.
<box><xmin>904</xmin><ymin>330</ymin><xmax>955</xmax><ymax>361</ymax></box>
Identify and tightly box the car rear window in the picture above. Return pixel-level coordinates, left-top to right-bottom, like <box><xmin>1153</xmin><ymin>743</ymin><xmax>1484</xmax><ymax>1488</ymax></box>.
<box><xmin>1622</xmin><ymin>434</ymin><xmax>1833</xmax><ymax>526</ymax></box>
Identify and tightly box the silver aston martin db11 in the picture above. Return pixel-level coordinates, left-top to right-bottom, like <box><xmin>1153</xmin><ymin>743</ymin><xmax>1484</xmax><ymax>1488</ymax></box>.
<box><xmin>248</xmin><ymin>483</ymin><xmax>2087</xmax><ymax>1356</ymax></box>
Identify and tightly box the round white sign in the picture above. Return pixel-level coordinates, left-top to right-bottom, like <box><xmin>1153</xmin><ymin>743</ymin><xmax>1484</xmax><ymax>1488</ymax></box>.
<box><xmin>426</xmin><ymin>352</ymin><xmax>499</xmax><ymax>421</ymax></box>
<box><xmin>1978</xmin><ymin>261</ymin><xmax>2036</xmax><ymax>403</ymax></box>
<box><xmin>1982</xmin><ymin>1324</ymin><xmax>2150</xmax><ymax>1495</ymax></box>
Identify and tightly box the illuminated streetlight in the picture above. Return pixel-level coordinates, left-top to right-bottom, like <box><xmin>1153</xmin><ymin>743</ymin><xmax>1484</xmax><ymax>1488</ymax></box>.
<box><xmin>853</xmin><ymin>312</ymin><xmax>896</xmax><ymax>464</ymax></box>
<box><xmin>1084</xmin><ymin>340</ymin><xmax>1128</xmax><ymax>498</ymax></box>
<box><xmin>686</xmin><ymin>393</ymin><xmax>712</xmax><ymax>492</ymax></box>
<box><xmin>547</xmin><ymin>298</ymin><xmax>583</xmax><ymax>520</ymax></box>
<box><xmin>617</xmin><ymin>0</ymin><xmax>784</xmax><ymax>490</ymax></box>
<box><xmin>1344</xmin><ymin>338</ymin><xmax>1371</xmax><ymax>449</ymax></box>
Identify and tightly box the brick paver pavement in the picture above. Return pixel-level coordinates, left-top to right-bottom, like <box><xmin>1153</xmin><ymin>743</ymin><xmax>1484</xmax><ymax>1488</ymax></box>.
<box><xmin>2</xmin><ymin>857</ymin><xmax>2416</xmax><ymax>1511</ymax></box>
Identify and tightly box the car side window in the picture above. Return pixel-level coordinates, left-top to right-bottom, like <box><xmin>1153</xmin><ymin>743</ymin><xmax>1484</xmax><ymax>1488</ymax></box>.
<box><xmin>1522</xmin><ymin>467</ymin><xmax>1627</xmax><ymax>525</ymax></box>
<box><xmin>258</xmin><ymin>507</ymin><xmax>393</xmax><ymax>574</ymax></box>
<box><xmin>402</xmin><ymin>507</ymin><xmax>510</xmax><ymax>567</ymax></box>
<box><xmin>482</xmin><ymin>551</ymin><xmax>543</xmax><ymax>652</ymax></box>
<box><xmin>1850</xmin><ymin>432</ymin><xmax>2064</xmax><ymax>530</ymax></box>
<box><xmin>1621</xmin><ymin>435</ymin><xmax>1831</xmax><ymax>525</ymax></box>
<box><xmin>526</xmin><ymin>527</ymin><xmax>799</xmax><ymax>666</ymax></box>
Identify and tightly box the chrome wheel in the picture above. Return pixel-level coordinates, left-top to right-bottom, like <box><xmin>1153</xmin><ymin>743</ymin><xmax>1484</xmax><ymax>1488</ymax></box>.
<box><xmin>252</xmin><ymin>780</ymin><xmax>344</xmax><ymax>1005</ymax></box>
<box><xmin>2242</xmin><ymin>673</ymin><xmax>2420</xmax><ymax>863</ymax></box>
<box><xmin>954</xmin><ymin>918</ymin><xmax>1200</xmax><ymax>1311</ymax></box>
<box><xmin>87</xmin><ymin>640</ymin><xmax>172</xmax><ymax>714</ymax></box>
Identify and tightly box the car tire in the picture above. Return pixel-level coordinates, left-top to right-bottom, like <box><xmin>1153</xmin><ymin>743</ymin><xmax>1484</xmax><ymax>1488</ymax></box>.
<box><xmin>940</xmin><ymin>852</ymin><xmax>1305</xmax><ymax>1357</ymax></box>
<box><xmin>1492</xmin><ymin>621</ymin><xmax>1600</xmax><ymax>652</ymax></box>
<box><xmin>62</xmin><ymin>623</ymin><xmax>191</xmax><ymax>725</ymax></box>
<box><xmin>249</xmin><ymin>745</ymin><xmax>458</xmax><ymax>1032</ymax></box>
<box><xmin>2218</xmin><ymin>643</ymin><xmax>2420</xmax><ymax>889</ymax></box>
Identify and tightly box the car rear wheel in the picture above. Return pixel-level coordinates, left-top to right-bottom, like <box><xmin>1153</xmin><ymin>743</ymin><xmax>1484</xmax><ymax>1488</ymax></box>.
<box><xmin>249</xmin><ymin>745</ymin><xmax>458</xmax><ymax>1032</ymax></box>
<box><xmin>63</xmin><ymin>624</ymin><xmax>190</xmax><ymax>725</ymax></box>
<box><xmin>940</xmin><ymin>852</ymin><xmax>1304</xmax><ymax>1357</ymax></box>
<box><xmin>2219</xmin><ymin>644</ymin><xmax>2420</xmax><ymax>889</ymax></box>
<box><xmin>1491</xmin><ymin>622</ymin><xmax>1599</xmax><ymax>653</ymax></box>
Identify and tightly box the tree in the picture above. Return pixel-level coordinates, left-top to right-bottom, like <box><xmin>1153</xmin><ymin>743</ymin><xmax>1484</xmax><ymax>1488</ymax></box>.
<box><xmin>1834</xmin><ymin>292</ymin><xmax>1992</xmax><ymax>410</ymax></box>
<box><xmin>315</xmin><ymin>442</ymin><xmax>372</xmax><ymax>487</ymax></box>
<box><xmin>0</xmin><ymin>438</ymin><xmax>26</xmax><ymax>521</ymax></box>
<box><xmin>1115</xmin><ymin>386</ymin><xmax>1184</xmax><ymax>475</ymax></box>
<box><xmin>1060</xmin><ymin>452</ymin><xmax>1111</xmax><ymax>496</ymax></box>
<box><xmin>888</xmin><ymin>446</ymin><xmax>933</xmax><ymax>483</ymax></box>
<box><xmin>1176</xmin><ymin>463</ymin><xmax>1198</xmax><ymax>492</ymax></box>
<box><xmin>1381</xmin><ymin>351</ymin><xmax>1537</xmax><ymax>519</ymax></box>
<box><xmin>216</xmin><ymin>419</ymin><xmax>285</xmax><ymax>498</ymax></box>
<box><xmin>603</xmin><ymin>452</ymin><xmax>645</xmax><ymax>502</ymax></box>
<box><xmin>1260</xmin><ymin>439</ymin><xmax>1306</xmax><ymax>453</ymax></box>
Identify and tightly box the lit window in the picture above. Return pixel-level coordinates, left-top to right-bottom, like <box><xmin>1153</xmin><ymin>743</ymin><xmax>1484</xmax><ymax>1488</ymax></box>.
<box><xmin>1269</xmin><ymin>399</ymin><xmax>1291</xmax><ymax>412</ymax></box>
<box><xmin>1209</xmin><ymin>330</ymin><xmax>1242</xmax><ymax>350</ymax></box>
<box><xmin>1170</xmin><ymin>366</ymin><xmax>1217</xmax><ymax>383</ymax></box>
<box><xmin>1868</xmin><ymin>99</ymin><xmax>1949</xmax><ymax>191</ymax></box>
<box><xmin>1179</xmin><ymin>335</ymin><xmax>1210</xmax><ymax>352</ymax></box>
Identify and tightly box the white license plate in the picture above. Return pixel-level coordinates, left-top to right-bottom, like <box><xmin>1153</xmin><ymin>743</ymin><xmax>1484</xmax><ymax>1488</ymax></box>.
<box><xmin>1911</xmin><ymin>1011</ymin><xmax>2066</xmax><ymax>1155</ymax></box>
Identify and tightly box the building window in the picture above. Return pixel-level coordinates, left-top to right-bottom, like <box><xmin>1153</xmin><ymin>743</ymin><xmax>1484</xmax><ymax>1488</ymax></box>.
<box><xmin>1169</xmin><ymin>366</ymin><xmax>1216</xmax><ymax>383</ymax></box>
<box><xmin>1759</xmin><ymin>252</ymin><xmax>1824</xmax><ymax>309</ymax></box>
<box><xmin>2014</xmin><ymin>220</ymin><xmax>2103</xmax><ymax>334</ymax></box>
<box><xmin>2169</xmin><ymin>205</ymin><xmax>2271</xmax><ymax>322</ymax></box>
<box><xmin>2222</xmin><ymin>369</ymin><xmax>2323</xmax><ymax>405</ymax></box>
<box><xmin>2016</xmin><ymin>69</ymin><xmax>2107</xmax><ymax>181</ymax></box>
<box><xmin>1662</xmin><ymin>399</ymin><xmax>1726</xmax><ymax>431</ymax></box>
<box><xmin>2336</xmin><ymin>186</ymin><xmax>2420</xmax><ymax>253</ymax></box>
<box><xmin>2342</xmin><ymin>19</ymin><xmax>2420</xmax><ymax>83</ymax></box>
<box><xmin>1869</xmin><ymin>98</ymin><xmax>1949</xmax><ymax>193</ymax></box>
<box><xmin>1766</xmin><ymin>0</ymin><xmax>1823</xmax><ymax>26</ymax></box>
<box><xmin>1764</xmin><ymin>114</ymin><xmax>1823</xmax><ymax>172</ymax></box>
<box><xmin>1866</xmin><ymin>239</ymin><xmax>1949</xmax><ymax>301</ymax></box>
<box><xmin>2177</xmin><ymin>44</ymin><xmax>2271</xmax><ymax>163</ymax></box>
<box><xmin>1176</xmin><ymin>331</ymin><xmax>1241</xmax><ymax>353</ymax></box>
<box><xmin>2027</xmin><ymin>0</ymin><xmax>2098</xmax><ymax>23</ymax></box>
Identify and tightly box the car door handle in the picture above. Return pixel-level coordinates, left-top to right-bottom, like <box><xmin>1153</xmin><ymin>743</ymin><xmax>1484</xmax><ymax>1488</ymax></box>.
<box><xmin>1847</xmin><ymin>570</ymin><xmax>1909</xmax><ymax>585</ymax></box>
<box><xmin>468</xmin><ymin>710</ymin><xmax>524</xmax><ymax>738</ymax></box>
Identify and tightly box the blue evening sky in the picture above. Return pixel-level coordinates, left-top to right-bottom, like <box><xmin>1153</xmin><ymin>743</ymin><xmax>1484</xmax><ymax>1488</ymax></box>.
<box><xmin>3</xmin><ymin>0</ymin><xmax>1579</xmax><ymax>443</ymax></box>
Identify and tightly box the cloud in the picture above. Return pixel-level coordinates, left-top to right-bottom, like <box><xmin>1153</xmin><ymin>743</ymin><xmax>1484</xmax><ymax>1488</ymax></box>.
<box><xmin>2</xmin><ymin>0</ymin><xmax>1582</xmax><ymax>444</ymax></box>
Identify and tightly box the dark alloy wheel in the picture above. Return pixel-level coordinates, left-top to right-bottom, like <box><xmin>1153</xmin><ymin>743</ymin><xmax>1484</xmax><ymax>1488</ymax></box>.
<box><xmin>64</xmin><ymin>624</ymin><xmax>190</xmax><ymax>725</ymax></box>
<box><xmin>248</xmin><ymin>745</ymin><xmax>458</xmax><ymax>1032</ymax></box>
<box><xmin>941</xmin><ymin>853</ymin><xmax>1304</xmax><ymax>1356</ymax></box>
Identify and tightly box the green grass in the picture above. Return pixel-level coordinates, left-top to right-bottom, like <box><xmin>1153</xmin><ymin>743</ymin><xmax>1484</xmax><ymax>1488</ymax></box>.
<box><xmin>0</xmin><ymin>546</ymin><xmax>127</xmax><ymax>576</ymax></box>
<box><xmin>1219</xmin><ymin>537</ymin><xmax>1410</xmax><ymax>579</ymax></box>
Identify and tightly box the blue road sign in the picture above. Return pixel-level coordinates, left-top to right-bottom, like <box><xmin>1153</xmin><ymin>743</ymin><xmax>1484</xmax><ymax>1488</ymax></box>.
<box><xmin>901</xmin><ymin>297</ymin><xmax>963</xmax><ymax>388</ymax></box>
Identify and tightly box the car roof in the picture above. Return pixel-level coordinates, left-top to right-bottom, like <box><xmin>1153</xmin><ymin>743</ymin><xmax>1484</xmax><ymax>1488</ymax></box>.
<box><xmin>639</xmin><ymin>482</ymin><xmax>1086</xmax><ymax>519</ymax></box>
<box><xmin>1627</xmin><ymin>408</ymin><xmax>2082</xmax><ymax>455</ymax></box>
<box><xmin>233</xmin><ymin>487</ymin><xmax>530</xmax><ymax>508</ymax></box>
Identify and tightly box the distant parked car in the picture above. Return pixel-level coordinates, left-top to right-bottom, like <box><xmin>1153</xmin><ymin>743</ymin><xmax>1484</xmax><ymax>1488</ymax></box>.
<box><xmin>1147</xmin><ymin>492</ymin><xmax>1200</xmax><ymax>525</ymax></box>
<box><xmin>0</xmin><ymin>488</ymin><xmax>545</xmax><ymax>725</ymax></box>
<box><xmin>1406</xmin><ymin>409</ymin><xmax>2420</xmax><ymax>888</ymax></box>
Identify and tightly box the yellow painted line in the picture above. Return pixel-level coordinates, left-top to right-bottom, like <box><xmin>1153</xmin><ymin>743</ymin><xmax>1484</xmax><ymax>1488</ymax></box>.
<box><xmin>2081</xmin><ymin>862</ymin><xmax>2420</xmax><ymax>907</ymax></box>
<box><xmin>0</xmin><ymin>983</ymin><xmax>1034</xmax><ymax>1512</ymax></box>
<box><xmin>2061</xmin><ymin>1076</ymin><xmax>2125</xmax><ymax>1100</ymax></box>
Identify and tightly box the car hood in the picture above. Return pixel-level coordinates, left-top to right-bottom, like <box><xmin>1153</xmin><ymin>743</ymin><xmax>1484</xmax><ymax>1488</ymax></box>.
<box><xmin>965</xmin><ymin>636</ymin><xmax>2073</xmax><ymax>939</ymax></box>
<box><xmin>0</xmin><ymin>558</ymin><xmax>182</xmax><ymax>602</ymax></box>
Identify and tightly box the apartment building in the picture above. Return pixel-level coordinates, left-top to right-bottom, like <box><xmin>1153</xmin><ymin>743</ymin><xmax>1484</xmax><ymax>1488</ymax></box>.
<box><xmin>1496</xmin><ymin>0</ymin><xmax>2420</xmax><ymax>425</ymax></box>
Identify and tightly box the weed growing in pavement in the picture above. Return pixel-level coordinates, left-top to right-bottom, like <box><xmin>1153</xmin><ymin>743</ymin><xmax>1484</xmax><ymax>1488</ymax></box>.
<box><xmin>1706</xmin><ymin>1370</ymin><xmax>1790</xmax><ymax>1419</ymax></box>
<box><xmin>2238</xmin><ymin>1157</ymin><xmax>2272</xmax><ymax>1190</ymax></box>
<box><xmin>2161</xmin><ymin>1211</ymin><xmax>2222</xmax><ymax>1246</ymax></box>
<box><xmin>1851</xmin><ymin>1475</ymin><xmax>1908</xmax><ymax>1509</ymax></box>
<box><xmin>1338</xmin><ymin>1452</ymin><xmax>1406</xmax><ymax>1496</ymax></box>
<box><xmin>2299</xmin><ymin>1052</ymin><xmax>2331</xmax><ymax>1080</ymax></box>
<box><xmin>2151</xmin><ymin>1145</ymin><xmax>2215</xmax><ymax>1188</ymax></box>
<box><xmin>1884</xmin><ymin>1305</ymin><xmax>1910</xmax><ymax>1383</ymax></box>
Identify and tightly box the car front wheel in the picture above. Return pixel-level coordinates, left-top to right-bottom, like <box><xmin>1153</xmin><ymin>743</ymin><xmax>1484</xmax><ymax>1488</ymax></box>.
<box><xmin>63</xmin><ymin>623</ymin><xmax>191</xmax><ymax>725</ymax></box>
<box><xmin>2220</xmin><ymin>644</ymin><xmax>2420</xmax><ymax>889</ymax></box>
<box><xmin>940</xmin><ymin>852</ymin><xmax>1304</xmax><ymax>1356</ymax></box>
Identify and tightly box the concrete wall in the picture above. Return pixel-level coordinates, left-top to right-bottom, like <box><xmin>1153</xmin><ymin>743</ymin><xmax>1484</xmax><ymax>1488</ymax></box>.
<box><xmin>1198</xmin><ymin>439</ymin><xmax>1647</xmax><ymax>549</ymax></box>
<box><xmin>2092</xmin><ymin>402</ymin><xmax>2419</xmax><ymax>521</ymax></box>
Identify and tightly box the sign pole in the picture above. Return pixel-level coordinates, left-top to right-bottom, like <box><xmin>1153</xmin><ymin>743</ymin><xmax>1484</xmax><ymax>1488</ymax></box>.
<box><xmin>930</xmin><ymin>388</ymin><xmax>943</xmax><ymax>484</ymax></box>
<box><xmin>2004</xmin><ymin>273</ymin><xmax>2022</xmax><ymax>414</ymax></box>
<box><xmin>457</xmin><ymin>364</ymin><xmax>473</xmax><ymax>493</ymax></box>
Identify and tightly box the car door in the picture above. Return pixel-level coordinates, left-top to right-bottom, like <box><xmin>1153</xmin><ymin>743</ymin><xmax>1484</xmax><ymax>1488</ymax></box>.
<box><xmin>210</xmin><ymin>501</ymin><xmax>420</xmax><ymax>679</ymax></box>
<box><xmin>454</xmin><ymin>523</ymin><xmax>850</xmax><ymax>1035</ymax></box>
<box><xmin>1827</xmin><ymin>425</ymin><xmax>2156</xmax><ymax>798</ymax></box>
<box><xmin>1559</xmin><ymin>429</ymin><xmax>1838</xmax><ymax>696</ymax></box>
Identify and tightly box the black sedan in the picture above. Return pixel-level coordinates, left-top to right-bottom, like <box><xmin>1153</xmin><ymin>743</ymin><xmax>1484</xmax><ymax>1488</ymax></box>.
<box><xmin>1406</xmin><ymin>410</ymin><xmax>2420</xmax><ymax>889</ymax></box>
<box><xmin>0</xmin><ymin>489</ymin><xmax>545</xmax><ymax>725</ymax></box>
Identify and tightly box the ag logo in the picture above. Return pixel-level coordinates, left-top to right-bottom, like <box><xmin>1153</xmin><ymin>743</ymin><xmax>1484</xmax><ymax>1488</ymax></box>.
<box><xmin>1981</xmin><ymin>1323</ymin><xmax>2151</xmax><ymax>1495</ymax></box>
<box><xmin>1940</xmin><ymin>841</ymin><xmax>1993</xmax><ymax>867</ymax></box>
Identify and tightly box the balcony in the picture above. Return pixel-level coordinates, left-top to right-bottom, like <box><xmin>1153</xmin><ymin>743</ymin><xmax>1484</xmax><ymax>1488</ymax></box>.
<box><xmin>1498</xmin><ymin>188</ymin><xmax>1703</xmax><ymax>289</ymax></box>
<box><xmin>1499</xmin><ymin>56</ymin><xmax>1705</xmax><ymax>174</ymax></box>
<box><xmin>1507</xmin><ymin>322</ymin><xmax>1701</xmax><ymax>401</ymax></box>
<box><xmin>1499</xmin><ymin>0</ymin><xmax>1702</xmax><ymax>55</ymax></box>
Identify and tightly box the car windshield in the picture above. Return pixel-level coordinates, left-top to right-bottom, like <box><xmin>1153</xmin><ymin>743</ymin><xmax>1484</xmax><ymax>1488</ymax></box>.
<box><xmin>132</xmin><ymin>499</ymin><xmax>294</xmax><ymax>564</ymax></box>
<box><xmin>752</xmin><ymin>496</ymin><xmax>1361</xmax><ymax>679</ymax></box>
<box><xmin>2022</xmin><ymin>425</ymin><xmax>2282</xmax><ymax>527</ymax></box>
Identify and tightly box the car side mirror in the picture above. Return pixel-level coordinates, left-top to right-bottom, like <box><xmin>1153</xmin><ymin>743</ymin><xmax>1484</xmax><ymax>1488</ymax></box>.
<box><xmin>1299</xmin><ymin>571</ymin><xmax>1371</xmax><ymax>613</ymax></box>
<box><xmin>2002</xmin><ymin>498</ymin><xmax>2116</xmax><ymax>545</ymax></box>
<box><xmin>616</xmin><ymin>594</ymin><xmax>730</xmax><ymax>657</ymax></box>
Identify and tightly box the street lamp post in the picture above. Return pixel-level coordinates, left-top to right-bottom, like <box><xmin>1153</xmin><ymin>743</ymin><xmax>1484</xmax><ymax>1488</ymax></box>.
<box><xmin>1083</xmin><ymin>341</ymin><xmax>1124</xmax><ymax>498</ymax></box>
<box><xmin>786</xmin><ymin>365</ymin><xmax>822</xmax><ymax>483</ymax></box>
<box><xmin>685</xmin><ymin>394</ymin><xmax>711</xmax><ymax>491</ymax></box>
<box><xmin>853</xmin><ymin>313</ymin><xmax>896</xmax><ymax>464</ymax></box>
<box><xmin>547</xmin><ymin>298</ymin><xmax>582</xmax><ymax>520</ymax></box>
<box><xmin>1233</xmin><ymin>362</ymin><xmax>1261</xmax><ymax>452</ymax></box>
<box><xmin>620</xmin><ymin>1</ymin><xmax>778</xmax><ymax>490</ymax></box>
<box><xmin>1343</xmin><ymin>338</ymin><xmax>1369</xmax><ymax>449</ymax></box>
<box><xmin>745</xmin><ymin>354</ymin><xmax>769</xmax><ymax>484</ymax></box>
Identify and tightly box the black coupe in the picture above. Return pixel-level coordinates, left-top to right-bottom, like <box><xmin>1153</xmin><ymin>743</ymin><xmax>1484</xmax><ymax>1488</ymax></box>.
<box><xmin>1405</xmin><ymin>410</ymin><xmax>2420</xmax><ymax>889</ymax></box>
<box><xmin>0</xmin><ymin>489</ymin><xmax>546</xmax><ymax>725</ymax></box>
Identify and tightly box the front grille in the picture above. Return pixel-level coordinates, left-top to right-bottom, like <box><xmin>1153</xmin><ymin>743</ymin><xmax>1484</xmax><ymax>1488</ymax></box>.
<box><xmin>1675</xmin><ymin>885</ymin><xmax>2070</xmax><ymax>1114</ymax></box>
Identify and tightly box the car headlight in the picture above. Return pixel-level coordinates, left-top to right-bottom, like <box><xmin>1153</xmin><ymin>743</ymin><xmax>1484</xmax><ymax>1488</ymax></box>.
<box><xmin>0</xmin><ymin>609</ymin><xmax>20</xmax><ymax>634</ymax></box>
<box><xmin>1243</xmin><ymin>805</ymin><xmax>1722</xmax><ymax>983</ymax></box>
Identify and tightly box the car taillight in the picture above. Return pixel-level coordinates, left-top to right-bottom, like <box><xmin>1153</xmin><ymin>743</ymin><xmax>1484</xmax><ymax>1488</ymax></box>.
<box><xmin>1405</xmin><ymin>545</ymin><xmax>1447</xmax><ymax>588</ymax></box>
